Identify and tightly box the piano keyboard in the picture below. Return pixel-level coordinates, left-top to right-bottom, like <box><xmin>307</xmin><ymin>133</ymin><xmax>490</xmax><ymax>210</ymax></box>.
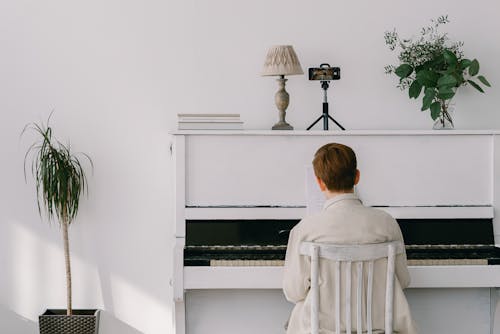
<box><xmin>185</xmin><ymin>244</ymin><xmax>500</xmax><ymax>267</ymax></box>
<box><xmin>407</xmin><ymin>259</ymin><xmax>487</xmax><ymax>266</ymax></box>
<box><xmin>208</xmin><ymin>259</ymin><xmax>487</xmax><ymax>266</ymax></box>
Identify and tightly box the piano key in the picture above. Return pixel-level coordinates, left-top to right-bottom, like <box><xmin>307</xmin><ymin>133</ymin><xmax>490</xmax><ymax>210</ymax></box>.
<box><xmin>210</xmin><ymin>260</ymin><xmax>286</xmax><ymax>266</ymax></box>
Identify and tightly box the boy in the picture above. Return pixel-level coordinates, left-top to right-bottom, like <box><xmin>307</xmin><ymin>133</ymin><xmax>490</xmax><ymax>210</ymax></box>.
<box><xmin>283</xmin><ymin>143</ymin><xmax>417</xmax><ymax>334</ymax></box>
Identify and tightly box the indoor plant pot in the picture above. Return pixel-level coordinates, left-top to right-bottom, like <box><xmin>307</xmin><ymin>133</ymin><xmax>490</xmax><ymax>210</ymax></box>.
<box><xmin>39</xmin><ymin>309</ymin><xmax>100</xmax><ymax>334</ymax></box>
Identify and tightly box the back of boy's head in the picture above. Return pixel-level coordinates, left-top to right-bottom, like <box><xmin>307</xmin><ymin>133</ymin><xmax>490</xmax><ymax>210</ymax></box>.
<box><xmin>312</xmin><ymin>143</ymin><xmax>357</xmax><ymax>192</ymax></box>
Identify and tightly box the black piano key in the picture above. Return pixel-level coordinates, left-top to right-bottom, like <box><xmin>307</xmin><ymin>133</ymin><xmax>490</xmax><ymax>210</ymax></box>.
<box><xmin>488</xmin><ymin>258</ymin><xmax>500</xmax><ymax>265</ymax></box>
<box><xmin>184</xmin><ymin>259</ymin><xmax>211</xmax><ymax>266</ymax></box>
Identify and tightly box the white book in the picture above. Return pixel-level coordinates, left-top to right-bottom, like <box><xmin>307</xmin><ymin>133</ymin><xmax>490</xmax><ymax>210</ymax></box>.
<box><xmin>178</xmin><ymin>119</ymin><xmax>242</xmax><ymax>123</ymax></box>
<box><xmin>177</xmin><ymin>113</ymin><xmax>241</xmax><ymax>122</ymax></box>
<box><xmin>178</xmin><ymin>118</ymin><xmax>242</xmax><ymax>123</ymax></box>
<box><xmin>178</xmin><ymin>121</ymin><xmax>243</xmax><ymax>130</ymax></box>
<box><xmin>178</xmin><ymin>113</ymin><xmax>240</xmax><ymax>117</ymax></box>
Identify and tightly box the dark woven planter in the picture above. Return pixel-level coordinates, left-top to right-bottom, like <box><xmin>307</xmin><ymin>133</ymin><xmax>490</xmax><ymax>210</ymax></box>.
<box><xmin>39</xmin><ymin>309</ymin><xmax>100</xmax><ymax>334</ymax></box>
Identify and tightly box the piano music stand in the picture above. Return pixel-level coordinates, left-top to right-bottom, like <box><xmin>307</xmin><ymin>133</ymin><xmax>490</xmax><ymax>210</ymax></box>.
<box><xmin>307</xmin><ymin>81</ymin><xmax>345</xmax><ymax>131</ymax></box>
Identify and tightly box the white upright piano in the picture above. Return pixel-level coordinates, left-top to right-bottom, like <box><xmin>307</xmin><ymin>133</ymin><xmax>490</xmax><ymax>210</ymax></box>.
<box><xmin>171</xmin><ymin>130</ymin><xmax>500</xmax><ymax>334</ymax></box>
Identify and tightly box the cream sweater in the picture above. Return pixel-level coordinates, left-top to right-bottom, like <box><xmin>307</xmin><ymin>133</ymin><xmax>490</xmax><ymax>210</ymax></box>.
<box><xmin>283</xmin><ymin>193</ymin><xmax>417</xmax><ymax>334</ymax></box>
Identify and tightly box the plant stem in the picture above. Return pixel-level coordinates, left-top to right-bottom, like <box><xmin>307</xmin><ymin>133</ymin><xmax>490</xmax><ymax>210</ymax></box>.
<box><xmin>439</xmin><ymin>100</ymin><xmax>454</xmax><ymax>128</ymax></box>
<box><xmin>62</xmin><ymin>216</ymin><xmax>73</xmax><ymax>316</ymax></box>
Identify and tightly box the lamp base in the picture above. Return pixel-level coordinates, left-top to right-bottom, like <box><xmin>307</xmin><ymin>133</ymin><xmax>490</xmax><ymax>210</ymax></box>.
<box><xmin>272</xmin><ymin>122</ymin><xmax>294</xmax><ymax>130</ymax></box>
<box><xmin>272</xmin><ymin>76</ymin><xmax>293</xmax><ymax>130</ymax></box>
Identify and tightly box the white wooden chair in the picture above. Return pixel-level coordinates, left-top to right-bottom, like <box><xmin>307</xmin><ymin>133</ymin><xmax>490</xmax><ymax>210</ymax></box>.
<box><xmin>300</xmin><ymin>241</ymin><xmax>405</xmax><ymax>334</ymax></box>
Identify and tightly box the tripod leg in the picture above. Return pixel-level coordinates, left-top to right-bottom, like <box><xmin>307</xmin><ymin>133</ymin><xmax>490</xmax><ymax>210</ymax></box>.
<box><xmin>328</xmin><ymin>115</ymin><xmax>345</xmax><ymax>130</ymax></box>
<box><xmin>322</xmin><ymin>103</ymin><xmax>329</xmax><ymax>130</ymax></box>
<box><xmin>307</xmin><ymin>115</ymin><xmax>325</xmax><ymax>130</ymax></box>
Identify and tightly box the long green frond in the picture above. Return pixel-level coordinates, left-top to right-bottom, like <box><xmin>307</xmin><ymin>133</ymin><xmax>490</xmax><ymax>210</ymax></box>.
<box><xmin>22</xmin><ymin>117</ymin><xmax>93</xmax><ymax>225</ymax></box>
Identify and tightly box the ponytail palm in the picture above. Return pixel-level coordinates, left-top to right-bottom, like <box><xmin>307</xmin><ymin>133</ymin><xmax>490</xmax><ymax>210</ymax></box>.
<box><xmin>24</xmin><ymin>119</ymin><xmax>92</xmax><ymax>316</ymax></box>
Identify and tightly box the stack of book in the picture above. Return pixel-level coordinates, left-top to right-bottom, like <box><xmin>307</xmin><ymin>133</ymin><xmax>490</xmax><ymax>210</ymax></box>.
<box><xmin>177</xmin><ymin>114</ymin><xmax>243</xmax><ymax>130</ymax></box>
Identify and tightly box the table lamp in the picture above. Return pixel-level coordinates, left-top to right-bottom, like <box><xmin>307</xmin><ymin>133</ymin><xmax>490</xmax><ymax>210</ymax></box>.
<box><xmin>261</xmin><ymin>45</ymin><xmax>304</xmax><ymax>130</ymax></box>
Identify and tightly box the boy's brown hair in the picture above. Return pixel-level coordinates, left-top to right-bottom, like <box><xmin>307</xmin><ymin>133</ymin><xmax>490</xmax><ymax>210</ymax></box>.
<box><xmin>312</xmin><ymin>143</ymin><xmax>357</xmax><ymax>192</ymax></box>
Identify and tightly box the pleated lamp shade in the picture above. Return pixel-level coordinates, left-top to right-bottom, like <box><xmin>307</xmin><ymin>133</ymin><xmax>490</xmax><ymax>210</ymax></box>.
<box><xmin>261</xmin><ymin>45</ymin><xmax>304</xmax><ymax>76</ymax></box>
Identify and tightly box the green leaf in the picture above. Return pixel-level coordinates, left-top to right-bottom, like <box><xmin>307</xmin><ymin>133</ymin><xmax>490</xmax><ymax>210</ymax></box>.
<box><xmin>424</xmin><ymin>87</ymin><xmax>436</xmax><ymax>98</ymax></box>
<box><xmin>395</xmin><ymin>64</ymin><xmax>413</xmax><ymax>78</ymax></box>
<box><xmin>421</xmin><ymin>88</ymin><xmax>436</xmax><ymax>111</ymax></box>
<box><xmin>416</xmin><ymin>70</ymin><xmax>439</xmax><ymax>87</ymax></box>
<box><xmin>452</xmin><ymin>72</ymin><xmax>465</xmax><ymax>86</ymax></box>
<box><xmin>22</xmin><ymin>117</ymin><xmax>93</xmax><ymax>226</ymax></box>
<box><xmin>445</xmin><ymin>66</ymin><xmax>457</xmax><ymax>74</ymax></box>
<box><xmin>469</xmin><ymin>59</ymin><xmax>480</xmax><ymax>76</ymax></box>
<box><xmin>430</xmin><ymin>102</ymin><xmax>442</xmax><ymax>120</ymax></box>
<box><xmin>437</xmin><ymin>74</ymin><xmax>458</xmax><ymax>88</ymax></box>
<box><xmin>443</xmin><ymin>50</ymin><xmax>458</xmax><ymax>65</ymax></box>
<box><xmin>460</xmin><ymin>59</ymin><xmax>472</xmax><ymax>70</ymax></box>
<box><xmin>429</xmin><ymin>55</ymin><xmax>445</xmax><ymax>68</ymax></box>
<box><xmin>415</xmin><ymin>64</ymin><xmax>425</xmax><ymax>72</ymax></box>
<box><xmin>468</xmin><ymin>79</ymin><xmax>485</xmax><ymax>93</ymax></box>
<box><xmin>477</xmin><ymin>75</ymin><xmax>491</xmax><ymax>87</ymax></box>
<box><xmin>409</xmin><ymin>80</ymin><xmax>423</xmax><ymax>99</ymax></box>
<box><xmin>437</xmin><ymin>87</ymin><xmax>455</xmax><ymax>100</ymax></box>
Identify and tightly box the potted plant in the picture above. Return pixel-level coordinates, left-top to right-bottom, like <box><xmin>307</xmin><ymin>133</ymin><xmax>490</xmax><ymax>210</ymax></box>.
<box><xmin>23</xmin><ymin>118</ymin><xmax>98</xmax><ymax>334</ymax></box>
<box><xmin>384</xmin><ymin>15</ymin><xmax>491</xmax><ymax>129</ymax></box>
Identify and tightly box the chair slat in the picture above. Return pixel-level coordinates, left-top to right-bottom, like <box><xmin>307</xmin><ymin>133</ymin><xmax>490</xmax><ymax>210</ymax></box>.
<box><xmin>367</xmin><ymin>261</ymin><xmax>374</xmax><ymax>334</ymax></box>
<box><xmin>385</xmin><ymin>244</ymin><xmax>396</xmax><ymax>334</ymax></box>
<box><xmin>356</xmin><ymin>262</ymin><xmax>363</xmax><ymax>334</ymax></box>
<box><xmin>335</xmin><ymin>261</ymin><xmax>340</xmax><ymax>334</ymax></box>
<box><xmin>346</xmin><ymin>261</ymin><xmax>352</xmax><ymax>334</ymax></box>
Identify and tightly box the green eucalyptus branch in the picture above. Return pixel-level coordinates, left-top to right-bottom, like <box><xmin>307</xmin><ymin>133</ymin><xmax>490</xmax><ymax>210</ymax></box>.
<box><xmin>384</xmin><ymin>15</ymin><xmax>491</xmax><ymax>121</ymax></box>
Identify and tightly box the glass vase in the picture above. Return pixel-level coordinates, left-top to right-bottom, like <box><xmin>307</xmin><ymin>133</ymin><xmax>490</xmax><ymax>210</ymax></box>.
<box><xmin>433</xmin><ymin>103</ymin><xmax>454</xmax><ymax>130</ymax></box>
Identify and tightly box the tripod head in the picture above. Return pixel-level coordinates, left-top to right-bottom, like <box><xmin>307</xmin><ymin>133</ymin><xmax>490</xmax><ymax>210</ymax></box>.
<box><xmin>321</xmin><ymin>81</ymin><xmax>330</xmax><ymax>91</ymax></box>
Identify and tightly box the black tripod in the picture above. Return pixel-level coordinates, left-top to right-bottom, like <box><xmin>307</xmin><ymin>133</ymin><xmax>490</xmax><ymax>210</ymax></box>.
<box><xmin>307</xmin><ymin>81</ymin><xmax>345</xmax><ymax>130</ymax></box>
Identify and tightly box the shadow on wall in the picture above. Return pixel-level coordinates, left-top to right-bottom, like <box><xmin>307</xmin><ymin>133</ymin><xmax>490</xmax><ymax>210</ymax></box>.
<box><xmin>0</xmin><ymin>304</ymin><xmax>37</xmax><ymax>334</ymax></box>
<box><xmin>0</xmin><ymin>218</ymin><xmax>171</xmax><ymax>333</ymax></box>
<box><xmin>99</xmin><ymin>310</ymin><xmax>144</xmax><ymax>334</ymax></box>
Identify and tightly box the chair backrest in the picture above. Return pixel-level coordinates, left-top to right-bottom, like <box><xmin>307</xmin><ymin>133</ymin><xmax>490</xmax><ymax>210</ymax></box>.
<box><xmin>300</xmin><ymin>241</ymin><xmax>405</xmax><ymax>334</ymax></box>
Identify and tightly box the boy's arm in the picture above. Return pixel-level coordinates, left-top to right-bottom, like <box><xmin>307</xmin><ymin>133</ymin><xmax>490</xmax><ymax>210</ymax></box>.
<box><xmin>393</xmin><ymin>220</ymin><xmax>411</xmax><ymax>288</ymax></box>
<box><xmin>283</xmin><ymin>226</ymin><xmax>310</xmax><ymax>303</ymax></box>
<box><xmin>396</xmin><ymin>252</ymin><xmax>411</xmax><ymax>288</ymax></box>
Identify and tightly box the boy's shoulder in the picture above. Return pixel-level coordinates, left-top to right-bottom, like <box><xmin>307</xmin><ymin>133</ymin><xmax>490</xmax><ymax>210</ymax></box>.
<box><xmin>289</xmin><ymin>212</ymin><xmax>323</xmax><ymax>235</ymax></box>
<box><xmin>294</xmin><ymin>205</ymin><xmax>398</xmax><ymax>231</ymax></box>
<box><xmin>363</xmin><ymin>205</ymin><xmax>396</xmax><ymax>220</ymax></box>
<box><xmin>294</xmin><ymin>211</ymin><xmax>327</xmax><ymax>227</ymax></box>
<box><xmin>358</xmin><ymin>205</ymin><xmax>400</xmax><ymax>229</ymax></box>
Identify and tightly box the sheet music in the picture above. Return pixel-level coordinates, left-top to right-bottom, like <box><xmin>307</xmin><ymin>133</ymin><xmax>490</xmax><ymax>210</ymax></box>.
<box><xmin>305</xmin><ymin>165</ymin><xmax>325</xmax><ymax>215</ymax></box>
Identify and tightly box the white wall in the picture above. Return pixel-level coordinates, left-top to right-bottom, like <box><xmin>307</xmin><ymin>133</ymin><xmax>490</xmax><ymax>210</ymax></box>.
<box><xmin>0</xmin><ymin>1</ymin><xmax>499</xmax><ymax>333</ymax></box>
